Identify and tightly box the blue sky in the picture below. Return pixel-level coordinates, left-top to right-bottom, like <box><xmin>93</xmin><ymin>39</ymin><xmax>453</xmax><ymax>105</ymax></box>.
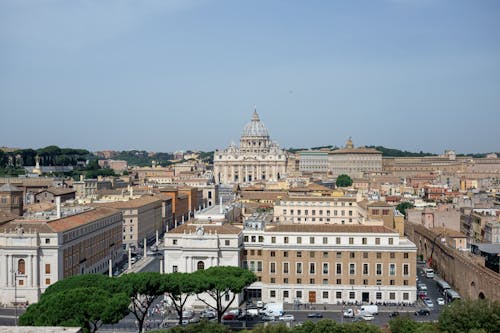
<box><xmin>1</xmin><ymin>0</ymin><xmax>499</xmax><ymax>154</ymax></box>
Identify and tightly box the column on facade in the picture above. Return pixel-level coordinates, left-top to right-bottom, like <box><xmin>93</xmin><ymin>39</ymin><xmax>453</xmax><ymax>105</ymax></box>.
<box><xmin>238</xmin><ymin>166</ymin><xmax>242</xmax><ymax>183</ymax></box>
<box><xmin>223</xmin><ymin>165</ymin><xmax>228</xmax><ymax>184</ymax></box>
<box><xmin>28</xmin><ymin>255</ymin><xmax>33</xmax><ymax>287</ymax></box>
<box><xmin>265</xmin><ymin>165</ymin><xmax>269</xmax><ymax>180</ymax></box>
<box><xmin>185</xmin><ymin>256</ymin><xmax>189</xmax><ymax>273</ymax></box>
<box><xmin>8</xmin><ymin>255</ymin><xmax>13</xmax><ymax>286</ymax></box>
<box><xmin>271</xmin><ymin>165</ymin><xmax>276</xmax><ymax>181</ymax></box>
<box><xmin>4</xmin><ymin>255</ymin><xmax>10</xmax><ymax>287</ymax></box>
<box><xmin>244</xmin><ymin>165</ymin><xmax>248</xmax><ymax>183</ymax></box>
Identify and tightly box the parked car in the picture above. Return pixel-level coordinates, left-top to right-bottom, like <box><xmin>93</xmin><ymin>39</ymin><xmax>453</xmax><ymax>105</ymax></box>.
<box><xmin>261</xmin><ymin>314</ymin><xmax>275</xmax><ymax>321</ymax></box>
<box><xmin>424</xmin><ymin>298</ymin><xmax>434</xmax><ymax>308</ymax></box>
<box><xmin>415</xmin><ymin>309</ymin><xmax>431</xmax><ymax>316</ymax></box>
<box><xmin>436</xmin><ymin>298</ymin><xmax>445</xmax><ymax>306</ymax></box>
<box><xmin>200</xmin><ymin>310</ymin><xmax>216</xmax><ymax>319</ymax></box>
<box><xmin>389</xmin><ymin>311</ymin><xmax>400</xmax><ymax>318</ymax></box>
<box><xmin>307</xmin><ymin>313</ymin><xmax>323</xmax><ymax>318</ymax></box>
<box><xmin>278</xmin><ymin>314</ymin><xmax>295</xmax><ymax>322</ymax></box>
<box><xmin>256</xmin><ymin>301</ymin><xmax>264</xmax><ymax>308</ymax></box>
<box><xmin>222</xmin><ymin>313</ymin><xmax>237</xmax><ymax>321</ymax></box>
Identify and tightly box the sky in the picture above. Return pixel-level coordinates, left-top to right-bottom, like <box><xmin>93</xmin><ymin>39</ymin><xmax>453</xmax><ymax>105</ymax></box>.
<box><xmin>0</xmin><ymin>0</ymin><xmax>499</xmax><ymax>154</ymax></box>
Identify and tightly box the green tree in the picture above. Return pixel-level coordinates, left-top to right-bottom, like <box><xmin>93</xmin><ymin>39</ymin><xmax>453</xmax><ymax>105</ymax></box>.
<box><xmin>162</xmin><ymin>272</ymin><xmax>201</xmax><ymax>325</ymax></box>
<box><xmin>439</xmin><ymin>299</ymin><xmax>500</xmax><ymax>333</ymax></box>
<box><xmin>43</xmin><ymin>274</ymin><xmax>120</xmax><ymax>296</ymax></box>
<box><xmin>336</xmin><ymin>174</ymin><xmax>353</xmax><ymax>187</ymax></box>
<box><xmin>119</xmin><ymin>272</ymin><xmax>165</xmax><ymax>333</ymax></box>
<box><xmin>162</xmin><ymin>320</ymin><xmax>232</xmax><ymax>333</ymax></box>
<box><xmin>194</xmin><ymin>266</ymin><xmax>257</xmax><ymax>323</ymax></box>
<box><xmin>19</xmin><ymin>287</ymin><xmax>129</xmax><ymax>333</ymax></box>
<box><xmin>396</xmin><ymin>202</ymin><xmax>414</xmax><ymax>217</ymax></box>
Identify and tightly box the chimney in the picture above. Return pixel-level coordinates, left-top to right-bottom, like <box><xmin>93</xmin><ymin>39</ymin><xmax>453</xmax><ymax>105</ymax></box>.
<box><xmin>56</xmin><ymin>196</ymin><xmax>61</xmax><ymax>219</ymax></box>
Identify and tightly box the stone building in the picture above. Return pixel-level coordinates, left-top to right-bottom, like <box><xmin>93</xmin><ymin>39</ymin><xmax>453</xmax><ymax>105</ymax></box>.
<box><xmin>328</xmin><ymin>139</ymin><xmax>382</xmax><ymax>177</ymax></box>
<box><xmin>214</xmin><ymin>111</ymin><xmax>287</xmax><ymax>184</ymax></box>
<box><xmin>0</xmin><ymin>183</ymin><xmax>24</xmax><ymax>216</ymax></box>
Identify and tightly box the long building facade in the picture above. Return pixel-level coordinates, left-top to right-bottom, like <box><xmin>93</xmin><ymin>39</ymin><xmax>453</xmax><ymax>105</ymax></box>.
<box><xmin>214</xmin><ymin>111</ymin><xmax>287</xmax><ymax>184</ymax></box>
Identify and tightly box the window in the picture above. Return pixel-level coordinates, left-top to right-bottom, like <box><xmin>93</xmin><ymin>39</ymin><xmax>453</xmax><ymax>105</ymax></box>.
<box><xmin>297</xmin><ymin>251</ymin><xmax>302</xmax><ymax>258</ymax></box>
<box><xmin>336</xmin><ymin>278</ymin><xmax>342</xmax><ymax>285</ymax></box>
<box><xmin>271</xmin><ymin>278</ymin><xmax>276</xmax><ymax>283</ymax></box>
<box><xmin>323</xmin><ymin>263</ymin><xmax>329</xmax><ymax>274</ymax></box>
<box><xmin>376</xmin><ymin>252</ymin><xmax>382</xmax><ymax>259</ymax></box>
<box><xmin>382</xmin><ymin>209</ymin><xmax>390</xmax><ymax>216</ymax></box>
<box><xmin>297</xmin><ymin>236</ymin><xmax>302</xmax><ymax>244</ymax></box>
<box><xmin>363</xmin><ymin>252</ymin><xmax>368</xmax><ymax>259</ymax></box>
<box><xmin>323</xmin><ymin>279</ymin><xmax>328</xmax><ymax>285</ymax></box>
<box><xmin>296</xmin><ymin>262</ymin><xmax>302</xmax><ymax>274</ymax></box>
<box><xmin>296</xmin><ymin>291</ymin><xmax>302</xmax><ymax>298</ymax></box>
<box><xmin>323</xmin><ymin>237</ymin><xmax>328</xmax><ymax>244</ymax></box>
<box><xmin>309</xmin><ymin>263</ymin><xmax>316</xmax><ymax>274</ymax></box>
<box><xmin>45</xmin><ymin>264</ymin><xmax>51</xmax><ymax>274</ymax></box>
<box><xmin>376</xmin><ymin>292</ymin><xmax>382</xmax><ymax>300</ymax></box>
<box><xmin>323</xmin><ymin>291</ymin><xmax>329</xmax><ymax>299</ymax></box>
<box><xmin>257</xmin><ymin>261</ymin><xmax>263</xmax><ymax>272</ymax></box>
<box><xmin>297</xmin><ymin>278</ymin><xmax>302</xmax><ymax>284</ymax></box>
<box><xmin>257</xmin><ymin>250</ymin><xmax>262</xmax><ymax>256</ymax></box>
<box><xmin>375</xmin><ymin>237</ymin><xmax>380</xmax><ymax>245</ymax></box>
<box><xmin>336</xmin><ymin>237</ymin><xmax>341</xmax><ymax>245</ymax></box>
<box><xmin>363</xmin><ymin>263</ymin><xmax>368</xmax><ymax>275</ymax></box>
<box><xmin>225</xmin><ymin>240</ymin><xmax>230</xmax><ymax>246</ymax></box>
<box><xmin>372</xmin><ymin>209</ymin><xmax>379</xmax><ymax>215</ymax></box>
<box><xmin>376</xmin><ymin>264</ymin><xmax>382</xmax><ymax>275</ymax></box>
<box><xmin>349</xmin><ymin>263</ymin><xmax>355</xmax><ymax>275</ymax></box>
<box><xmin>403</xmin><ymin>264</ymin><xmax>409</xmax><ymax>276</ymax></box>
<box><xmin>45</xmin><ymin>238</ymin><xmax>50</xmax><ymax>244</ymax></box>
<box><xmin>376</xmin><ymin>279</ymin><xmax>382</xmax><ymax>285</ymax></box>
<box><xmin>362</xmin><ymin>237</ymin><xmax>367</xmax><ymax>245</ymax></box>
<box><xmin>388</xmin><ymin>238</ymin><xmax>394</xmax><ymax>245</ymax></box>
<box><xmin>271</xmin><ymin>237</ymin><xmax>276</xmax><ymax>244</ymax></box>
<box><xmin>389</xmin><ymin>264</ymin><xmax>396</xmax><ymax>276</ymax></box>
<box><xmin>173</xmin><ymin>265</ymin><xmax>178</xmax><ymax>273</ymax></box>
<box><xmin>390</xmin><ymin>252</ymin><xmax>395</xmax><ymax>259</ymax></box>
<box><xmin>310</xmin><ymin>251</ymin><xmax>315</xmax><ymax>258</ymax></box>
<box><xmin>323</xmin><ymin>251</ymin><xmax>328</xmax><ymax>258</ymax></box>
<box><xmin>284</xmin><ymin>251</ymin><xmax>289</xmax><ymax>257</ymax></box>
<box><xmin>251</xmin><ymin>236</ymin><xmax>256</xmax><ymax>242</ymax></box>
<box><xmin>283</xmin><ymin>290</ymin><xmax>289</xmax><ymax>298</ymax></box>
<box><xmin>389</xmin><ymin>292</ymin><xmax>396</xmax><ymax>300</ymax></box>
<box><xmin>403</xmin><ymin>292</ymin><xmax>409</xmax><ymax>301</ymax></box>
<box><xmin>350</xmin><ymin>252</ymin><xmax>355</xmax><ymax>259</ymax></box>
<box><xmin>45</xmin><ymin>278</ymin><xmax>50</xmax><ymax>285</ymax></box>
<box><xmin>197</xmin><ymin>261</ymin><xmax>205</xmax><ymax>270</ymax></box>
<box><xmin>336</xmin><ymin>252</ymin><xmax>342</xmax><ymax>258</ymax></box>
<box><xmin>336</xmin><ymin>263</ymin><xmax>342</xmax><ymax>274</ymax></box>
<box><xmin>349</xmin><ymin>292</ymin><xmax>355</xmax><ymax>299</ymax></box>
<box><xmin>283</xmin><ymin>263</ymin><xmax>289</xmax><ymax>274</ymax></box>
<box><xmin>363</xmin><ymin>279</ymin><xmax>368</xmax><ymax>285</ymax></box>
<box><xmin>310</xmin><ymin>278</ymin><xmax>315</xmax><ymax>284</ymax></box>
<box><xmin>270</xmin><ymin>263</ymin><xmax>276</xmax><ymax>273</ymax></box>
<box><xmin>349</xmin><ymin>237</ymin><xmax>354</xmax><ymax>245</ymax></box>
<box><xmin>270</xmin><ymin>251</ymin><xmax>276</xmax><ymax>257</ymax></box>
<box><xmin>404</xmin><ymin>252</ymin><xmax>409</xmax><ymax>259</ymax></box>
<box><xmin>259</xmin><ymin>236</ymin><xmax>264</xmax><ymax>242</ymax></box>
<box><xmin>284</xmin><ymin>237</ymin><xmax>289</xmax><ymax>244</ymax></box>
<box><xmin>284</xmin><ymin>278</ymin><xmax>289</xmax><ymax>284</ymax></box>
<box><xmin>270</xmin><ymin>290</ymin><xmax>276</xmax><ymax>298</ymax></box>
<box><xmin>404</xmin><ymin>280</ymin><xmax>409</xmax><ymax>285</ymax></box>
<box><xmin>310</xmin><ymin>237</ymin><xmax>315</xmax><ymax>244</ymax></box>
<box><xmin>173</xmin><ymin>239</ymin><xmax>177</xmax><ymax>245</ymax></box>
<box><xmin>17</xmin><ymin>259</ymin><xmax>25</xmax><ymax>274</ymax></box>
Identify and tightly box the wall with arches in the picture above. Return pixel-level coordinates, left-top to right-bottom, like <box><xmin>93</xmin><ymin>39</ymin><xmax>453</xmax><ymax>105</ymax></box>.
<box><xmin>406</xmin><ymin>222</ymin><xmax>500</xmax><ymax>301</ymax></box>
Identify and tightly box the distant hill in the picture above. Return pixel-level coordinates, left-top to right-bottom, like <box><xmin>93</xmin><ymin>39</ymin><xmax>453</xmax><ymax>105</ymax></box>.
<box><xmin>365</xmin><ymin>146</ymin><xmax>437</xmax><ymax>157</ymax></box>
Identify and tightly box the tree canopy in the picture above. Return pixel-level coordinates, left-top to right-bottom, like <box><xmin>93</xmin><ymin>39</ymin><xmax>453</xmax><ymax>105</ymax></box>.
<box><xmin>162</xmin><ymin>272</ymin><xmax>203</xmax><ymax>325</ymax></box>
<box><xmin>396</xmin><ymin>202</ymin><xmax>414</xmax><ymax>217</ymax></box>
<box><xmin>336</xmin><ymin>174</ymin><xmax>353</xmax><ymax>187</ymax></box>
<box><xmin>438</xmin><ymin>299</ymin><xmax>500</xmax><ymax>333</ymax></box>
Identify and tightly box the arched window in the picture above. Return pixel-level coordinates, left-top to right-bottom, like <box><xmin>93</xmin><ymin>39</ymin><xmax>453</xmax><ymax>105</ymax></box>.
<box><xmin>18</xmin><ymin>259</ymin><xmax>25</xmax><ymax>274</ymax></box>
<box><xmin>197</xmin><ymin>261</ymin><xmax>205</xmax><ymax>271</ymax></box>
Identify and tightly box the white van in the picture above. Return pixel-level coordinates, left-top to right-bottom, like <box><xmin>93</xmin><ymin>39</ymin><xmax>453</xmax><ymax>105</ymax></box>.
<box><xmin>360</xmin><ymin>305</ymin><xmax>378</xmax><ymax>315</ymax></box>
<box><xmin>425</xmin><ymin>268</ymin><xmax>434</xmax><ymax>278</ymax></box>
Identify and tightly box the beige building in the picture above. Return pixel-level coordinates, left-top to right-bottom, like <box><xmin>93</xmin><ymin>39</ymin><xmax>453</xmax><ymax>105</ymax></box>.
<box><xmin>273</xmin><ymin>196</ymin><xmax>369</xmax><ymax>225</ymax></box>
<box><xmin>0</xmin><ymin>206</ymin><xmax>123</xmax><ymax>305</ymax></box>
<box><xmin>93</xmin><ymin>196</ymin><xmax>164</xmax><ymax>249</ymax></box>
<box><xmin>214</xmin><ymin>111</ymin><xmax>287</xmax><ymax>184</ymax></box>
<box><xmin>329</xmin><ymin>139</ymin><xmax>382</xmax><ymax>177</ymax></box>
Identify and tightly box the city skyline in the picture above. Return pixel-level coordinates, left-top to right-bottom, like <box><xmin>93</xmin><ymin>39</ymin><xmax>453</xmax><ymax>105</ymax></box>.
<box><xmin>1</xmin><ymin>0</ymin><xmax>499</xmax><ymax>153</ymax></box>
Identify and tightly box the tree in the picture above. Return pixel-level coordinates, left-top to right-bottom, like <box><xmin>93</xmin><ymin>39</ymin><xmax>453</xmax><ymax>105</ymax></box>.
<box><xmin>118</xmin><ymin>272</ymin><xmax>165</xmax><ymax>333</ymax></box>
<box><xmin>194</xmin><ymin>266</ymin><xmax>257</xmax><ymax>323</ymax></box>
<box><xmin>336</xmin><ymin>174</ymin><xmax>353</xmax><ymax>187</ymax></box>
<box><xmin>438</xmin><ymin>299</ymin><xmax>500</xmax><ymax>333</ymax></box>
<box><xmin>43</xmin><ymin>274</ymin><xmax>119</xmax><ymax>296</ymax></box>
<box><xmin>396</xmin><ymin>202</ymin><xmax>414</xmax><ymax>217</ymax></box>
<box><xmin>19</xmin><ymin>287</ymin><xmax>129</xmax><ymax>333</ymax></box>
<box><xmin>162</xmin><ymin>272</ymin><xmax>201</xmax><ymax>325</ymax></box>
<box><xmin>166</xmin><ymin>320</ymin><xmax>232</xmax><ymax>333</ymax></box>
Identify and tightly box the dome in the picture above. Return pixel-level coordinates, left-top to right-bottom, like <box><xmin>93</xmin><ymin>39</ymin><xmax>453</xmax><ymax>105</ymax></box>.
<box><xmin>241</xmin><ymin>110</ymin><xmax>269</xmax><ymax>138</ymax></box>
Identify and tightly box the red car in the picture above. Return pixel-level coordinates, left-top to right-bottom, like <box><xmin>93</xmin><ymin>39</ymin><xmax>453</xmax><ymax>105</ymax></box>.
<box><xmin>222</xmin><ymin>313</ymin><xmax>236</xmax><ymax>321</ymax></box>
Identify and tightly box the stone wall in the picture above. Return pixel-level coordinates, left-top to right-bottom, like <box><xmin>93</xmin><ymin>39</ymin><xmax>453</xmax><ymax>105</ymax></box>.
<box><xmin>405</xmin><ymin>222</ymin><xmax>500</xmax><ymax>300</ymax></box>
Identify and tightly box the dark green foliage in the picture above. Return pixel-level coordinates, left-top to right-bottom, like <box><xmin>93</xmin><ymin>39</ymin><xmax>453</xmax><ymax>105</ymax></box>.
<box><xmin>43</xmin><ymin>274</ymin><xmax>120</xmax><ymax>296</ymax></box>
<box><xmin>438</xmin><ymin>299</ymin><xmax>500</xmax><ymax>333</ymax></box>
<box><xmin>162</xmin><ymin>272</ymin><xmax>203</xmax><ymax>325</ymax></box>
<box><xmin>336</xmin><ymin>174</ymin><xmax>353</xmax><ymax>187</ymax></box>
<box><xmin>396</xmin><ymin>202</ymin><xmax>414</xmax><ymax>217</ymax></box>
<box><xmin>194</xmin><ymin>266</ymin><xmax>257</xmax><ymax>323</ymax></box>
<box><xmin>163</xmin><ymin>320</ymin><xmax>232</xmax><ymax>333</ymax></box>
<box><xmin>365</xmin><ymin>146</ymin><xmax>436</xmax><ymax>157</ymax></box>
<box><xmin>19</xmin><ymin>287</ymin><xmax>129</xmax><ymax>333</ymax></box>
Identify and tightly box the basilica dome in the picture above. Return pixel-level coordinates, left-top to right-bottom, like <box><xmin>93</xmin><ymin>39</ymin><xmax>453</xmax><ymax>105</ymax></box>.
<box><xmin>241</xmin><ymin>110</ymin><xmax>269</xmax><ymax>138</ymax></box>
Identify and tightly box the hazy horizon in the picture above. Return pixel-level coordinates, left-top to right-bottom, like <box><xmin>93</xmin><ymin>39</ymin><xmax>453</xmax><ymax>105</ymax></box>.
<box><xmin>1</xmin><ymin>0</ymin><xmax>499</xmax><ymax>154</ymax></box>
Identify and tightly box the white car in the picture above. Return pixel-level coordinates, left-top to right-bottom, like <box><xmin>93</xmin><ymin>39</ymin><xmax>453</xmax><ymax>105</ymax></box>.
<box><xmin>278</xmin><ymin>314</ymin><xmax>295</xmax><ymax>321</ymax></box>
<box><xmin>424</xmin><ymin>298</ymin><xmax>434</xmax><ymax>308</ymax></box>
<box><xmin>436</xmin><ymin>298</ymin><xmax>445</xmax><ymax>306</ymax></box>
<box><xmin>362</xmin><ymin>314</ymin><xmax>375</xmax><ymax>321</ymax></box>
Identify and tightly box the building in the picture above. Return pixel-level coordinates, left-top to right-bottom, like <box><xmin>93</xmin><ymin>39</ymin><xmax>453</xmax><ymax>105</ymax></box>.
<box><xmin>98</xmin><ymin>159</ymin><xmax>128</xmax><ymax>173</ymax></box>
<box><xmin>0</xmin><ymin>206</ymin><xmax>123</xmax><ymax>305</ymax></box>
<box><xmin>33</xmin><ymin>187</ymin><xmax>76</xmax><ymax>204</ymax></box>
<box><xmin>0</xmin><ymin>183</ymin><xmax>24</xmax><ymax>216</ymax></box>
<box><xmin>93</xmin><ymin>196</ymin><xmax>164</xmax><ymax>249</ymax></box>
<box><xmin>214</xmin><ymin>111</ymin><xmax>287</xmax><ymax>184</ymax></box>
<box><xmin>298</xmin><ymin>150</ymin><xmax>330</xmax><ymax>174</ymax></box>
<box><xmin>328</xmin><ymin>139</ymin><xmax>382</xmax><ymax>177</ymax></box>
<box><xmin>157</xmin><ymin>187</ymin><xmax>190</xmax><ymax>229</ymax></box>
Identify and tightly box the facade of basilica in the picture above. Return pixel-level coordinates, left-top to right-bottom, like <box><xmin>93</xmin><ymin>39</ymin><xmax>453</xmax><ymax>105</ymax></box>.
<box><xmin>214</xmin><ymin>111</ymin><xmax>287</xmax><ymax>184</ymax></box>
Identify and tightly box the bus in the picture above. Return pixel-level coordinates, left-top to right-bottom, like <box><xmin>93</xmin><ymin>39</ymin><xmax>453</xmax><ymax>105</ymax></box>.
<box><xmin>444</xmin><ymin>289</ymin><xmax>461</xmax><ymax>303</ymax></box>
<box><xmin>435</xmin><ymin>277</ymin><xmax>451</xmax><ymax>294</ymax></box>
